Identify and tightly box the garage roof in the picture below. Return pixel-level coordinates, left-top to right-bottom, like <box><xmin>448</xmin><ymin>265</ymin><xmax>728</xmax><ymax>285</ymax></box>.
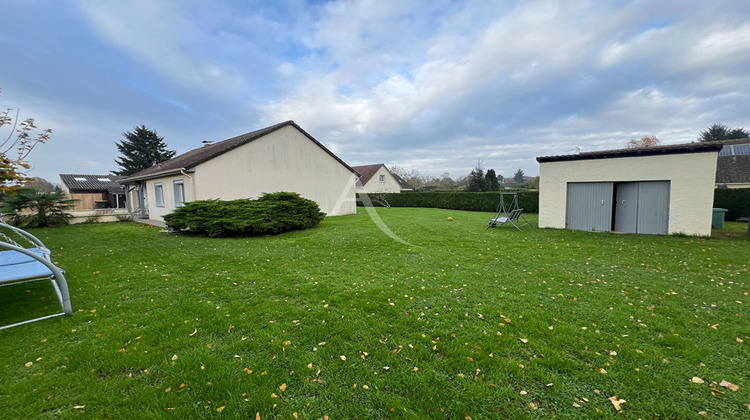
<box><xmin>537</xmin><ymin>141</ymin><xmax>724</xmax><ymax>163</ymax></box>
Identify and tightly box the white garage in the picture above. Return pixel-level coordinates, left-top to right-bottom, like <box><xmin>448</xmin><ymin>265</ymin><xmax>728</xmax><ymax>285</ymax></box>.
<box><xmin>536</xmin><ymin>142</ymin><xmax>724</xmax><ymax>236</ymax></box>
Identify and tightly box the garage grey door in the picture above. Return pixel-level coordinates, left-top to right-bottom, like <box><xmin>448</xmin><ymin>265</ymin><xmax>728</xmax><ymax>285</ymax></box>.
<box><xmin>636</xmin><ymin>181</ymin><xmax>670</xmax><ymax>235</ymax></box>
<box><xmin>566</xmin><ymin>182</ymin><xmax>613</xmax><ymax>231</ymax></box>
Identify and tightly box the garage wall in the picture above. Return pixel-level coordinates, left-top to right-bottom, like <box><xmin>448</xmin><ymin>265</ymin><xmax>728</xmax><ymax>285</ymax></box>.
<box><xmin>539</xmin><ymin>152</ymin><xmax>719</xmax><ymax>236</ymax></box>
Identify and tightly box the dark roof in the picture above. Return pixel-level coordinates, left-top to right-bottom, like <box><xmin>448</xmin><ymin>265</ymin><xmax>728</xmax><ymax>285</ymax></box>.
<box><xmin>716</xmin><ymin>155</ymin><xmax>750</xmax><ymax>184</ymax></box>
<box><xmin>351</xmin><ymin>164</ymin><xmax>387</xmax><ymax>185</ymax></box>
<box><xmin>60</xmin><ymin>174</ymin><xmax>124</xmax><ymax>193</ymax></box>
<box><xmin>120</xmin><ymin>121</ymin><xmax>355</xmax><ymax>182</ymax></box>
<box><xmin>537</xmin><ymin>141</ymin><xmax>725</xmax><ymax>163</ymax></box>
<box><xmin>393</xmin><ymin>173</ymin><xmax>413</xmax><ymax>190</ymax></box>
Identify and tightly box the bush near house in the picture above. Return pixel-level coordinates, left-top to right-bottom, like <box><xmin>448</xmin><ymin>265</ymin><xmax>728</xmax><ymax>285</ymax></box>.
<box><xmin>358</xmin><ymin>191</ymin><xmax>539</xmax><ymax>213</ymax></box>
<box><xmin>163</xmin><ymin>192</ymin><xmax>325</xmax><ymax>237</ymax></box>
<box><xmin>713</xmin><ymin>188</ymin><xmax>750</xmax><ymax>221</ymax></box>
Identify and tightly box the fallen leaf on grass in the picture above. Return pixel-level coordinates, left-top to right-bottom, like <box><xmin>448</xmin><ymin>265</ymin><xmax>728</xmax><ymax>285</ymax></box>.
<box><xmin>73</xmin><ymin>405</ymin><xmax>85</xmax><ymax>409</ymax></box>
<box><xmin>340</xmin><ymin>355</ymin><xmax>346</xmax><ymax>361</ymax></box>
<box><xmin>691</xmin><ymin>377</ymin><xmax>705</xmax><ymax>384</ymax></box>
<box><xmin>608</xmin><ymin>396</ymin><xmax>626</xmax><ymax>411</ymax></box>
<box><xmin>216</xmin><ymin>406</ymin><xmax>225</xmax><ymax>413</ymax></box>
<box><xmin>719</xmin><ymin>380</ymin><xmax>739</xmax><ymax>392</ymax></box>
<box><xmin>171</xmin><ymin>354</ymin><xmax>178</xmax><ymax>361</ymax></box>
<box><xmin>279</xmin><ymin>383</ymin><xmax>287</xmax><ymax>391</ymax></box>
<box><xmin>283</xmin><ymin>340</ymin><xmax>291</xmax><ymax>346</ymax></box>
<box><xmin>519</xmin><ymin>338</ymin><xmax>528</xmax><ymax>344</ymax></box>
<box><xmin>24</xmin><ymin>362</ymin><xmax>33</xmax><ymax>367</ymax></box>
<box><xmin>572</xmin><ymin>402</ymin><xmax>581</xmax><ymax>408</ymax></box>
<box><xmin>529</xmin><ymin>402</ymin><xmax>538</xmax><ymax>410</ymax></box>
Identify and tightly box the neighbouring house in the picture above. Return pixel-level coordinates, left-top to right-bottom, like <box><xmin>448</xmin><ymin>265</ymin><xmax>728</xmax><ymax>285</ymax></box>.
<box><xmin>393</xmin><ymin>173</ymin><xmax>414</xmax><ymax>192</ymax></box>
<box><xmin>59</xmin><ymin>174</ymin><xmax>126</xmax><ymax>210</ymax></box>
<box><xmin>118</xmin><ymin>121</ymin><xmax>357</xmax><ymax>222</ymax></box>
<box><xmin>352</xmin><ymin>164</ymin><xmax>405</xmax><ymax>193</ymax></box>
<box><xmin>715</xmin><ymin>140</ymin><xmax>750</xmax><ymax>188</ymax></box>
<box><xmin>536</xmin><ymin>141</ymin><xmax>724</xmax><ymax>236</ymax></box>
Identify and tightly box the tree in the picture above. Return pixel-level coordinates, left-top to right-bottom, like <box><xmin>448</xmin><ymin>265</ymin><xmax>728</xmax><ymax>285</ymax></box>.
<box><xmin>1</xmin><ymin>88</ymin><xmax>53</xmax><ymax>196</ymax></box>
<box><xmin>389</xmin><ymin>165</ymin><xmax>430</xmax><ymax>191</ymax></box>
<box><xmin>526</xmin><ymin>176</ymin><xmax>540</xmax><ymax>190</ymax></box>
<box><xmin>113</xmin><ymin>125</ymin><xmax>176</xmax><ymax>176</ymax></box>
<box><xmin>697</xmin><ymin>124</ymin><xmax>749</xmax><ymax>142</ymax></box>
<box><xmin>484</xmin><ymin>169</ymin><xmax>500</xmax><ymax>191</ymax></box>
<box><xmin>466</xmin><ymin>160</ymin><xmax>486</xmax><ymax>192</ymax></box>
<box><xmin>513</xmin><ymin>168</ymin><xmax>525</xmax><ymax>184</ymax></box>
<box><xmin>626</xmin><ymin>135</ymin><xmax>661</xmax><ymax>149</ymax></box>
<box><xmin>26</xmin><ymin>177</ymin><xmax>57</xmax><ymax>193</ymax></box>
<box><xmin>1</xmin><ymin>188</ymin><xmax>76</xmax><ymax>228</ymax></box>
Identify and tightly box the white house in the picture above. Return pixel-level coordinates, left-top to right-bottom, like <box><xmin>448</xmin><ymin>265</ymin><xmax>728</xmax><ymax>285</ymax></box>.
<box><xmin>536</xmin><ymin>142</ymin><xmax>724</xmax><ymax>236</ymax></box>
<box><xmin>352</xmin><ymin>164</ymin><xmax>406</xmax><ymax>193</ymax></box>
<box><xmin>119</xmin><ymin>121</ymin><xmax>357</xmax><ymax>222</ymax></box>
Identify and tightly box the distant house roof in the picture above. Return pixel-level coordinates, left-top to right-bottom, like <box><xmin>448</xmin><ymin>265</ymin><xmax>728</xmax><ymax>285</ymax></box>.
<box><xmin>393</xmin><ymin>173</ymin><xmax>413</xmax><ymax>190</ymax></box>
<box><xmin>351</xmin><ymin>164</ymin><xmax>387</xmax><ymax>185</ymax></box>
<box><xmin>60</xmin><ymin>174</ymin><xmax>124</xmax><ymax>193</ymax></box>
<box><xmin>716</xmin><ymin>155</ymin><xmax>750</xmax><ymax>185</ymax></box>
<box><xmin>537</xmin><ymin>141</ymin><xmax>725</xmax><ymax>163</ymax></box>
<box><xmin>120</xmin><ymin>121</ymin><xmax>356</xmax><ymax>183</ymax></box>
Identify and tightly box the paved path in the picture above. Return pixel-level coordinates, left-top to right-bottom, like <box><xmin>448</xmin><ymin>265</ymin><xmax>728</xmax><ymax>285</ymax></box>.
<box><xmin>134</xmin><ymin>218</ymin><xmax>168</xmax><ymax>228</ymax></box>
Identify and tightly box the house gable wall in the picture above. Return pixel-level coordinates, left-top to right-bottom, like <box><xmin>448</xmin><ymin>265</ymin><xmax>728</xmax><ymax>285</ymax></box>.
<box><xmin>358</xmin><ymin>166</ymin><xmax>401</xmax><ymax>194</ymax></box>
<box><xmin>191</xmin><ymin>125</ymin><xmax>355</xmax><ymax>217</ymax></box>
<box><xmin>539</xmin><ymin>152</ymin><xmax>718</xmax><ymax>236</ymax></box>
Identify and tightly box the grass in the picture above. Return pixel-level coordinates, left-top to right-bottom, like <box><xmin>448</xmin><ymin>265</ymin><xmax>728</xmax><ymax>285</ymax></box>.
<box><xmin>1</xmin><ymin>208</ymin><xmax>748</xmax><ymax>419</ymax></box>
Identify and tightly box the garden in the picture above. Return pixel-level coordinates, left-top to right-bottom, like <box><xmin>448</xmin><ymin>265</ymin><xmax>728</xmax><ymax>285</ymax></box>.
<box><xmin>0</xmin><ymin>208</ymin><xmax>748</xmax><ymax>418</ymax></box>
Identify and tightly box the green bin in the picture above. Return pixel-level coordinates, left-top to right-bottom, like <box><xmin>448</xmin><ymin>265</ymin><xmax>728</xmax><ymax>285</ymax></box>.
<box><xmin>712</xmin><ymin>208</ymin><xmax>728</xmax><ymax>229</ymax></box>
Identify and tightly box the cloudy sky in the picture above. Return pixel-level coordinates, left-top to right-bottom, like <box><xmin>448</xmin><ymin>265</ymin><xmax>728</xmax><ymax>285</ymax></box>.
<box><xmin>1</xmin><ymin>0</ymin><xmax>749</xmax><ymax>183</ymax></box>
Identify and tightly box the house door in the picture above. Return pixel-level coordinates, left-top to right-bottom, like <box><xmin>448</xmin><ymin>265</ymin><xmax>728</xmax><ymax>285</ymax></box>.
<box><xmin>566</xmin><ymin>182</ymin><xmax>614</xmax><ymax>231</ymax></box>
<box><xmin>614</xmin><ymin>183</ymin><xmax>639</xmax><ymax>233</ymax></box>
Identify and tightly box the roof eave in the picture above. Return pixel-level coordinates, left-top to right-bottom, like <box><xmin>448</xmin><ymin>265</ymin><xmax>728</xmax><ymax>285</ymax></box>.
<box><xmin>118</xmin><ymin>167</ymin><xmax>195</xmax><ymax>183</ymax></box>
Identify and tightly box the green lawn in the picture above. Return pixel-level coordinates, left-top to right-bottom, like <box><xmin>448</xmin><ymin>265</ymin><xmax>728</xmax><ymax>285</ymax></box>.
<box><xmin>1</xmin><ymin>208</ymin><xmax>748</xmax><ymax>419</ymax></box>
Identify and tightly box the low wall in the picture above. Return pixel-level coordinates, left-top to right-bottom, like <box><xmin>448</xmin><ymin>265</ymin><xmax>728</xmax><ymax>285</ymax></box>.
<box><xmin>67</xmin><ymin>209</ymin><xmax>130</xmax><ymax>224</ymax></box>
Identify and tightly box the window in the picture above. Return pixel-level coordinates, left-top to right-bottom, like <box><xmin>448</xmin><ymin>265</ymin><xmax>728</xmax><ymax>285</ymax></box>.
<box><xmin>154</xmin><ymin>183</ymin><xmax>164</xmax><ymax>207</ymax></box>
<box><xmin>173</xmin><ymin>180</ymin><xmax>185</xmax><ymax>207</ymax></box>
<box><xmin>379</xmin><ymin>174</ymin><xmax>385</xmax><ymax>182</ymax></box>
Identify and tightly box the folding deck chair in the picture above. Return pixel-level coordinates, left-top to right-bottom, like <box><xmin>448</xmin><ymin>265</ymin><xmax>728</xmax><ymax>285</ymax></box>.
<box><xmin>0</xmin><ymin>222</ymin><xmax>72</xmax><ymax>330</ymax></box>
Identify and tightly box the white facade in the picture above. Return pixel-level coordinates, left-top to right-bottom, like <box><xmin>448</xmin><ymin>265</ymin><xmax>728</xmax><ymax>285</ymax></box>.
<box><xmin>539</xmin><ymin>151</ymin><xmax>719</xmax><ymax>236</ymax></box>
<box><xmin>131</xmin><ymin>124</ymin><xmax>356</xmax><ymax>222</ymax></box>
<box><xmin>356</xmin><ymin>166</ymin><xmax>402</xmax><ymax>194</ymax></box>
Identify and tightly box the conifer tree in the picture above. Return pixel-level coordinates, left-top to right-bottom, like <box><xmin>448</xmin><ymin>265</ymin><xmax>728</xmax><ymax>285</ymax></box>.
<box><xmin>113</xmin><ymin>126</ymin><xmax>176</xmax><ymax>176</ymax></box>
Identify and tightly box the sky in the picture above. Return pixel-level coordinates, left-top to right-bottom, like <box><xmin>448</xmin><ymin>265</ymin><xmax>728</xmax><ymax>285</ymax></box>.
<box><xmin>1</xmin><ymin>0</ymin><xmax>749</xmax><ymax>184</ymax></box>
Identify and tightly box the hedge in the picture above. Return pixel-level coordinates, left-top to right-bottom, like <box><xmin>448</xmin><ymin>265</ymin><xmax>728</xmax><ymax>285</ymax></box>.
<box><xmin>358</xmin><ymin>191</ymin><xmax>539</xmax><ymax>213</ymax></box>
<box><xmin>713</xmin><ymin>188</ymin><xmax>750</xmax><ymax>221</ymax></box>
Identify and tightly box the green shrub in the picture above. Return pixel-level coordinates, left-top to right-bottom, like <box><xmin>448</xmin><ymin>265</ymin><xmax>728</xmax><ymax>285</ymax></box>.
<box><xmin>163</xmin><ymin>192</ymin><xmax>326</xmax><ymax>237</ymax></box>
<box><xmin>0</xmin><ymin>188</ymin><xmax>76</xmax><ymax>228</ymax></box>
<box><xmin>358</xmin><ymin>191</ymin><xmax>539</xmax><ymax>213</ymax></box>
<box><xmin>713</xmin><ymin>189</ymin><xmax>750</xmax><ymax>221</ymax></box>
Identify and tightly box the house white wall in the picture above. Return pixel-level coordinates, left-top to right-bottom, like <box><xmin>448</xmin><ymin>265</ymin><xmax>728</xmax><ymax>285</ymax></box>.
<box><xmin>191</xmin><ymin>125</ymin><xmax>356</xmax><ymax>218</ymax></box>
<box><xmin>539</xmin><ymin>152</ymin><xmax>719</xmax><ymax>236</ymax></box>
<box><xmin>145</xmin><ymin>174</ymin><xmax>195</xmax><ymax>221</ymax></box>
<box><xmin>357</xmin><ymin>166</ymin><xmax>402</xmax><ymax>194</ymax></box>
